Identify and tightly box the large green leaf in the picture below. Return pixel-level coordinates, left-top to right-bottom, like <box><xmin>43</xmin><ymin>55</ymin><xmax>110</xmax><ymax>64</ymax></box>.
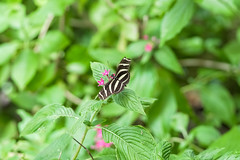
<box><xmin>37</xmin><ymin>85</ymin><xmax>65</xmax><ymax>105</ymax></box>
<box><xmin>129</xmin><ymin>64</ymin><xmax>158</xmax><ymax>97</ymax></box>
<box><xmin>223</xmin><ymin>40</ymin><xmax>240</xmax><ymax>65</ymax></box>
<box><xmin>21</xmin><ymin>104</ymin><xmax>79</xmax><ymax>136</ymax></box>
<box><xmin>102</xmin><ymin>124</ymin><xmax>156</xmax><ymax>160</ymax></box>
<box><xmin>154</xmin><ymin>46</ymin><xmax>183</xmax><ymax>74</ymax></box>
<box><xmin>196</xmin><ymin>0</ymin><xmax>237</xmax><ymax>17</ymax></box>
<box><xmin>113</xmin><ymin>88</ymin><xmax>145</xmax><ymax>115</ymax></box>
<box><xmin>11</xmin><ymin>49</ymin><xmax>38</xmax><ymax>90</ymax></box>
<box><xmin>160</xmin><ymin>0</ymin><xmax>194</xmax><ymax>45</ymax></box>
<box><xmin>209</xmin><ymin>126</ymin><xmax>240</xmax><ymax>154</ymax></box>
<box><xmin>94</xmin><ymin>148</ymin><xmax>117</xmax><ymax>160</ymax></box>
<box><xmin>126</xmin><ymin>40</ymin><xmax>148</xmax><ymax>59</ymax></box>
<box><xmin>89</xmin><ymin>49</ymin><xmax>124</xmax><ymax>66</ymax></box>
<box><xmin>37</xmin><ymin>30</ymin><xmax>70</xmax><ymax>56</ymax></box>
<box><xmin>35</xmin><ymin>133</ymin><xmax>72</xmax><ymax>160</ymax></box>
<box><xmin>200</xmin><ymin>84</ymin><xmax>235</xmax><ymax>126</ymax></box>
<box><xmin>0</xmin><ymin>64</ymin><xmax>10</xmax><ymax>87</ymax></box>
<box><xmin>190</xmin><ymin>125</ymin><xmax>220</xmax><ymax>147</ymax></box>
<box><xmin>0</xmin><ymin>41</ymin><xmax>19</xmax><ymax>65</ymax></box>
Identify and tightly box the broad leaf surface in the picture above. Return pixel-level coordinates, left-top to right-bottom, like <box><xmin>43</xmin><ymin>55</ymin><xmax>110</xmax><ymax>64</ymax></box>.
<box><xmin>11</xmin><ymin>49</ymin><xmax>38</xmax><ymax>90</ymax></box>
<box><xmin>102</xmin><ymin>124</ymin><xmax>156</xmax><ymax>160</ymax></box>
<box><xmin>21</xmin><ymin>104</ymin><xmax>78</xmax><ymax>136</ymax></box>
<box><xmin>160</xmin><ymin>0</ymin><xmax>194</xmax><ymax>45</ymax></box>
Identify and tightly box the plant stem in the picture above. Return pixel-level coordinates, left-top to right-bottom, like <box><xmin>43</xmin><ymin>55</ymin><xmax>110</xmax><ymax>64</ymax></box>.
<box><xmin>72</xmin><ymin>110</ymin><xmax>99</xmax><ymax>160</ymax></box>
<box><xmin>179</xmin><ymin>58</ymin><xmax>232</xmax><ymax>72</ymax></box>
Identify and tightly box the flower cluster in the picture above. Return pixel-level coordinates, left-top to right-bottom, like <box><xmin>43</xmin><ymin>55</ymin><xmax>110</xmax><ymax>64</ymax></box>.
<box><xmin>91</xmin><ymin>125</ymin><xmax>113</xmax><ymax>151</ymax></box>
<box><xmin>143</xmin><ymin>34</ymin><xmax>160</xmax><ymax>52</ymax></box>
<box><xmin>97</xmin><ymin>69</ymin><xmax>111</xmax><ymax>86</ymax></box>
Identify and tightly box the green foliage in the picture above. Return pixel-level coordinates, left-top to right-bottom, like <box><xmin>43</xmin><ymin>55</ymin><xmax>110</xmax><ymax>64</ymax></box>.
<box><xmin>113</xmin><ymin>88</ymin><xmax>145</xmax><ymax>115</ymax></box>
<box><xmin>21</xmin><ymin>104</ymin><xmax>78</xmax><ymax>136</ymax></box>
<box><xmin>102</xmin><ymin>124</ymin><xmax>157</xmax><ymax>160</ymax></box>
<box><xmin>1</xmin><ymin>0</ymin><xmax>240</xmax><ymax>159</ymax></box>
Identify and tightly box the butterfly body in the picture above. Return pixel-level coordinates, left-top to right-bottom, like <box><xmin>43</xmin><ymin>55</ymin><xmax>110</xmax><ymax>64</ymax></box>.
<box><xmin>98</xmin><ymin>57</ymin><xmax>131</xmax><ymax>100</ymax></box>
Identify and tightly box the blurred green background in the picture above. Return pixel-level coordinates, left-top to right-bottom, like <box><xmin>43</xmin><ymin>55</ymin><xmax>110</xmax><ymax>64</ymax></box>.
<box><xmin>1</xmin><ymin>0</ymin><xmax>240</xmax><ymax>159</ymax></box>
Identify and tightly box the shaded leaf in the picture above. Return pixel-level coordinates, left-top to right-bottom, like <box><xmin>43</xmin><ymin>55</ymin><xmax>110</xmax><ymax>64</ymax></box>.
<box><xmin>154</xmin><ymin>46</ymin><xmax>183</xmax><ymax>74</ymax></box>
<box><xmin>160</xmin><ymin>0</ymin><xmax>194</xmax><ymax>45</ymax></box>
<box><xmin>0</xmin><ymin>64</ymin><xmax>10</xmax><ymax>87</ymax></box>
<box><xmin>0</xmin><ymin>41</ymin><xmax>19</xmax><ymax>65</ymax></box>
<box><xmin>11</xmin><ymin>49</ymin><xmax>38</xmax><ymax>90</ymax></box>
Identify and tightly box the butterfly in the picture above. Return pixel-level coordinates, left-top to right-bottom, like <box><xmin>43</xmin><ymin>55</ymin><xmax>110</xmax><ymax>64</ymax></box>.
<box><xmin>98</xmin><ymin>57</ymin><xmax>131</xmax><ymax>100</ymax></box>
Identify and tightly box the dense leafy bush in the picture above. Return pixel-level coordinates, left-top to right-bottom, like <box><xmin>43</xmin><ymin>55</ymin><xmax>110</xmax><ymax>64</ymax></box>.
<box><xmin>1</xmin><ymin>0</ymin><xmax>240</xmax><ymax>159</ymax></box>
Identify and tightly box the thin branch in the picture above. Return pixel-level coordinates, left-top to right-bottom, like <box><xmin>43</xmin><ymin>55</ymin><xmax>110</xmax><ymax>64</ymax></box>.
<box><xmin>179</xmin><ymin>58</ymin><xmax>232</xmax><ymax>72</ymax></box>
<box><xmin>58</xmin><ymin>151</ymin><xmax>62</xmax><ymax>160</ymax></box>
<box><xmin>72</xmin><ymin>109</ymin><xmax>99</xmax><ymax>160</ymax></box>
<box><xmin>34</xmin><ymin>13</ymin><xmax>54</xmax><ymax>52</ymax></box>
<box><xmin>38</xmin><ymin>13</ymin><xmax>54</xmax><ymax>39</ymax></box>
<box><xmin>65</xmin><ymin>90</ymin><xmax>82</xmax><ymax>105</ymax></box>
<box><xmin>72</xmin><ymin>137</ymin><xmax>94</xmax><ymax>160</ymax></box>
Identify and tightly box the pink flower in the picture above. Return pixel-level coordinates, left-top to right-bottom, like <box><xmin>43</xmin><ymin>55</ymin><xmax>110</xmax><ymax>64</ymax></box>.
<box><xmin>97</xmin><ymin>78</ymin><xmax>104</xmax><ymax>86</ymax></box>
<box><xmin>145</xmin><ymin>43</ymin><xmax>153</xmax><ymax>52</ymax></box>
<box><xmin>143</xmin><ymin>35</ymin><xmax>148</xmax><ymax>40</ymax></box>
<box><xmin>102</xmin><ymin>70</ymin><xmax>110</xmax><ymax>76</ymax></box>
<box><xmin>91</xmin><ymin>125</ymin><xmax>113</xmax><ymax>151</ymax></box>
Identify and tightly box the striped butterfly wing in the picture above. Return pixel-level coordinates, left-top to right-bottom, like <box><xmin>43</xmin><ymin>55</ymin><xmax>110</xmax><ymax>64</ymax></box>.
<box><xmin>98</xmin><ymin>57</ymin><xmax>131</xmax><ymax>100</ymax></box>
<box><xmin>98</xmin><ymin>79</ymin><xmax>115</xmax><ymax>100</ymax></box>
<box><xmin>113</xmin><ymin>57</ymin><xmax>131</xmax><ymax>93</ymax></box>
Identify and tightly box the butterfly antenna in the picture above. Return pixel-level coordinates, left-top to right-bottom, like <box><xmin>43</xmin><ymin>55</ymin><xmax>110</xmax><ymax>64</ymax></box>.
<box><xmin>72</xmin><ymin>137</ymin><xmax>94</xmax><ymax>160</ymax></box>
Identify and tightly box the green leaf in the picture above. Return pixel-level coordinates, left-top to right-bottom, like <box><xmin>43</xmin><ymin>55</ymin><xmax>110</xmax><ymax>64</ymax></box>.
<box><xmin>28</xmin><ymin>63</ymin><xmax>56</xmax><ymax>90</ymax></box>
<box><xmin>161</xmin><ymin>141</ymin><xmax>172</xmax><ymax>160</ymax></box>
<box><xmin>126</xmin><ymin>40</ymin><xmax>148</xmax><ymax>58</ymax></box>
<box><xmin>122</xmin><ymin>22</ymin><xmax>138</xmax><ymax>41</ymax></box>
<box><xmin>89</xmin><ymin>49</ymin><xmax>124</xmax><ymax>66</ymax></box>
<box><xmin>138</xmin><ymin>97</ymin><xmax>157</xmax><ymax>106</ymax></box>
<box><xmin>160</xmin><ymin>0</ymin><xmax>194</xmax><ymax>45</ymax></box>
<box><xmin>209</xmin><ymin>126</ymin><xmax>240</xmax><ymax>154</ymax></box>
<box><xmin>196</xmin><ymin>0</ymin><xmax>236</xmax><ymax>17</ymax></box>
<box><xmin>223</xmin><ymin>40</ymin><xmax>240</xmax><ymax>65</ymax></box>
<box><xmin>21</xmin><ymin>104</ymin><xmax>78</xmax><ymax>136</ymax></box>
<box><xmin>101</xmin><ymin>102</ymin><xmax>126</xmax><ymax>118</ymax></box>
<box><xmin>196</xmin><ymin>148</ymin><xmax>224</xmax><ymax>160</ymax></box>
<box><xmin>10</xmin><ymin>92</ymin><xmax>38</xmax><ymax>110</ymax></box>
<box><xmin>35</xmin><ymin>133</ymin><xmax>71</xmax><ymax>160</ymax></box>
<box><xmin>94</xmin><ymin>148</ymin><xmax>117</xmax><ymax>160</ymax></box>
<box><xmin>11</xmin><ymin>49</ymin><xmax>38</xmax><ymax>90</ymax></box>
<box><xmin>200</xmin><ymin>84</ymin><xmax>235</xmax><ymax>126</ymax></box>
<box><xmin>90</xmin><ymin>62</ymin><xmax>109</xmax><ymax>82</ymax></box>
<box><xmin>37</xmin><ymin>85</ymin><xmax>65</xmax><ymax>105</ymax></box>
<box><xmin>170</xmin><ymin>113</ymin><xmax>189</xmax><ymax>136</ymax></box>
<box><xmin>70</xmin><ymin>100</ymin><xmax>103</xmax><ymax>134</ymax></box>
<box><xmin>0</xmin><ymin>41</ymin><xmax>19</xmax><ymax>65</ymax></box>
<box><xmin>154</xmin><ymin>46</ymin><xmax>183</xmax><ymax>74</ymax></box>
<box><xmin>102</xmin><ymin>124</ymin><xmax>156</xmax><ymax>160</ymax></box>
<box><xmin>129</xmin><ymin>64</ymin><xmax>158</xmax><ymax>97</ymax></box>
<box><xmin>37</xmin><ymin>30</ymin><xmax>70</xmax><ymax>56</ymax></box>
<box><xmin>0</xmin><ymin>64</ymin><xmax>10</xmax><ymax>87</ymax></box>
<box><xmin>191</xmin><ymin>125</ymin><xmax>220</xmax><ymax>147</ymax></box>
<box><xmin>113</xmin><ymin>88</ymin><xmax>145</xmax><ymax>115</ymax></box>
<box><xmin>0</xmin><ymin>3</ymin><xmax>10</xmax><ymax>33</ymax></box>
